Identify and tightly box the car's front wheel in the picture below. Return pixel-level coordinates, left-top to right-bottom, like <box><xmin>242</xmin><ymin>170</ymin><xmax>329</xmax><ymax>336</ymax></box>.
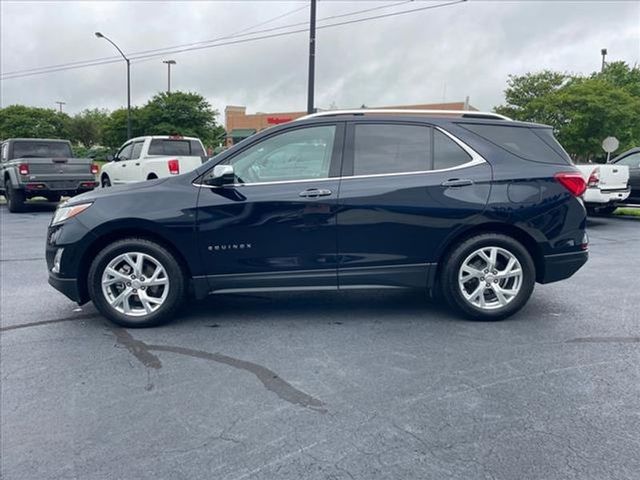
<box><xmin>441</xmin><ymin>233</ymin><xmax>535</xmax><ymax>321</ymax></box>
<box><xmin>101</xmin><ymin>175</ymin><xmax>111</xmax><ymax>188</ymax></box>
<box><xmin>88</xmin><ymin>238</ymin><xmax>186</xmax><ymax>327</ymax></box>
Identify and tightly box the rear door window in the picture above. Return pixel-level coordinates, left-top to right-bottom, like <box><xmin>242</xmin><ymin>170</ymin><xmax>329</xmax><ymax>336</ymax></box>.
<box><xmin>434</xmin><ymin>130</ymin><xmax>471</xmax><ymax>170</ymax></box>
<box><xmin>352</xmin><ymin>124</ymin><xmax>431</xmax><ymax>176</ymax></box>
<box><xmin>461</xmin><ymin>124</ymin><xmax>571</xmax><ymax>164</ymax></box>
<box><xmin>148</xmin><ymin>139</ymin><xmax>203</xmax><ymax>156</ymax></box>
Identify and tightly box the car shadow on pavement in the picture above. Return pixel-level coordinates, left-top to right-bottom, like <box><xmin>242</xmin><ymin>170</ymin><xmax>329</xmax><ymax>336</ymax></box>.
<box><xmin>0</xmin><ymin>199</ymin><xmax>58</xmax><ymax>213</ymax></box>
<box><xmin>176</xmin><ymin>289</ymin><xmax>458</xmax><ymax>328</ymax></box>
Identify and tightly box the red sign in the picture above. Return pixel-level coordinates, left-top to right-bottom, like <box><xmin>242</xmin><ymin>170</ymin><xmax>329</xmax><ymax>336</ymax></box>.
<box><xmin>267</xmin><ymin>117</ymin><xmax>293</xmax><ymax>125</ymax></box>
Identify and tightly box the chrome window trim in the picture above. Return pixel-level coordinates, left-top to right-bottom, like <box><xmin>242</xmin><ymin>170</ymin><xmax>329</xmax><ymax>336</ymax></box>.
<box><xmin>193</xmin><ymin>126</ymin><xmax>487</xmax><ymax>189</ymax></box>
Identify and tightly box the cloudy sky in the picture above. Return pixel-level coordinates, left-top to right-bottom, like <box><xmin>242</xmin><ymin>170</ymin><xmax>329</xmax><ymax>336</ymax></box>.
<box><xmin>1</xmin><ymin>0</ymin><xmax>639</xmax><ymax>120</ymax></box>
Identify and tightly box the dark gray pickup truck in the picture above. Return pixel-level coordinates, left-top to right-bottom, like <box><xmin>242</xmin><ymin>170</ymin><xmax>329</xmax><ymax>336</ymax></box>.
<box><xmin>1</xmin><ymin>138</ymin><xmax>98</xmax><ymax>212</ymax></box>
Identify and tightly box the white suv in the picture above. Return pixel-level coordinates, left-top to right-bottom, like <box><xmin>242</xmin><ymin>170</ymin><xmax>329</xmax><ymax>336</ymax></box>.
<box><xmin>100</xmin><ymin>135</ymin><xmax>206</xmax><ymax>187</ymax></box>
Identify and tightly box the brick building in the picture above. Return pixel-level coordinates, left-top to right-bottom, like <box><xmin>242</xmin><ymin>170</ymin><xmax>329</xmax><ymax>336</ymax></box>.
<box><xmin>224</xmin><ymin>101</ymin><xmax>476</xmax><ymax>147</ymax></box>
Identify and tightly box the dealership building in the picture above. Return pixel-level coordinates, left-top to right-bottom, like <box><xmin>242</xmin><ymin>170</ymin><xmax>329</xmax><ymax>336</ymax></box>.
<box><xmin>224</xmin><ymin>101</ymin><xmax>476</xmax><ymax>147</ymax></box>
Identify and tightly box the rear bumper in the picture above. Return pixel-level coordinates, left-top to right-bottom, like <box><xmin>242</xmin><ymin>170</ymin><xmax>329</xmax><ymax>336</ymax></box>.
<box><xmin>20</xmin><ymin>179</ymin><xmax>98</xmax><ymax>195</ymax></box>
<box><xmin>539</xmin><ymin>250</ymin><xmax>588</xmax><ymax>284</ymax></box>
<box><xmin>584</xmin><ymin>187</ymin><xmax>630</xmax><ymax>205</ymax></box>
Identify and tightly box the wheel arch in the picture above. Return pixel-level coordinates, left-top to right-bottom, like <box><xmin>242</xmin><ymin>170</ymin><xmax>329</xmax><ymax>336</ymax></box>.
<box><xmin>434</xmin><ymin>222</ymin><xmax>544</xmax><ymax>285</ymax></box>
<box><xmin>77</xmin><ymin>226</ymin><xmax>194</xmax><ymax>304</ymax></box>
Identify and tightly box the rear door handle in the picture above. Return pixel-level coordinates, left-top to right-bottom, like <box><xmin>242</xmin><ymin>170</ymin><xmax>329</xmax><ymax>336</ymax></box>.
<box><xmin>441</xmin><ymin>178</ymin><xmax>473</xmax><ymax>187</ymax></box>
<box><xmin>299</xmin><ymin>188</ymin><xmax>332</xmax><ymax>198</ymax></box>
<box><xmin>135</xmin><ymin>163</ymin><xmax>140</xmax><ymax>166</ymax></box>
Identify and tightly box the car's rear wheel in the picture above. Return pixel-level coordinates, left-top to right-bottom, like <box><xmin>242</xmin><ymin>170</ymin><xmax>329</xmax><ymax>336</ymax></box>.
<box><xmin>5</xmin><ymin>179</ymin><xmax>26</xmax><ymax>213</ymax></box>
<box><xmin>596</xmin><ymin>205</ymin><xmax>617</xmax><ymax>215</ymax></box>
<box><xmin>441</xmin><ymin>233</ymin><xmax>535</xmax><ymax>321</ymax></box>
<box><xmin>46</xmin><ymin>193</ymin><xmax>62</xmax><ymax>203</ymax></box>
<box><xmin>88</xmin><ymin>238</ymin><xmax>186</xmax><ymax>327</ymax></box>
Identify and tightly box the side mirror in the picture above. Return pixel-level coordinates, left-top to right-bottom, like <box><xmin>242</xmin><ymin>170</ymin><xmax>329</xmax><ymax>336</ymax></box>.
<box><xmin>205</xmin><ymin>165</ymin><xmax>235</xmax><ymax>186</ymax></box>
<box><xmin>106</xmin><ymin>154</ymin><xmax>115</xmax><ymax>162</ymax></box>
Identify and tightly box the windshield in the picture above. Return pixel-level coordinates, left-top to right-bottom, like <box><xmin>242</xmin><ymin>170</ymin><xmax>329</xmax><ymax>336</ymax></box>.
<box><xmin>12</xmin><ymin>141</ymin><xmax>72</xmax><ymax>159</ymax></box>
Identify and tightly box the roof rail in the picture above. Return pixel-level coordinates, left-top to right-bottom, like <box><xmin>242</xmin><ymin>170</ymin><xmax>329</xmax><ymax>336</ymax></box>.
<box><xmin>298</xmin><ymin>109</ymin><xmax>512</xmax><ymax>121</ymax></box>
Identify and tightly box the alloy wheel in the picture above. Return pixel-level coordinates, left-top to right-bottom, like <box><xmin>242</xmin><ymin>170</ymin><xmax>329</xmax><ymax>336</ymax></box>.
<box><xmin>101</xmin><ymin>252</ymin><xmax>170</xmax><ymax>317</ymax></box>
<box><xmin>458</xmin><ymin>246</ymin><xmax>523</xmax><ymax>310</ymax></box>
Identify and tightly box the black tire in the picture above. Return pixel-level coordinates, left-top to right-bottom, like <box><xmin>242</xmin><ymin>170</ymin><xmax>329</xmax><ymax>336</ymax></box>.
<box><xmin>440</xmin><ymin>233</ymin><xmax>536</xmax><ymax>321</ymax></box>
<box><xmin>46</xmin><ymin>193</ymin><xmax>62</xmax><ymax>203</ymax></box>
<box><xmin>596</xmin><ymin>205</ymin><xmax>617</xmax><ymax>215</ymax></box>
<box><xmin>88</xmin><ymin>238</ymin><xmax>186</xmax><ymax>328</ymax></box>
<box><xmin>5</xmin><ymin>179</ymin><xmax>26</xmax><ymax>213</ymax></box>
<box><xmin>147</xmin><ymin>174</ymin><xmax>158</xmax><ymax>181</ymax></box>
<box><xmin>101</xmin><ymin>175</ymin><xmax>111</xmax><ymax>188</ymax></box>
<box><xmin>585</xmin><ymin>206</ymin><xmax>597</xmax><ymax>216</ymax></box>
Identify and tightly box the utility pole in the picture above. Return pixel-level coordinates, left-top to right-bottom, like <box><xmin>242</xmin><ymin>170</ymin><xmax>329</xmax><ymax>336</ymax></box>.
<box><xmin>95</xmin><ymin>32</ymin><xmax>132</xmax><ymax>139</ymax></box>
<box><xmin>601</xmin><ymin>48</ymin><xmax>607</xmax><ymax>72</ymax></box>
<box><xmin>306</xmin><ymin>0</ymin><xmax>317</xmax><ymax>114</ymax></box>
<box><xmin>55</xmin><ymin>101</ymin><xmax>66</xmax><ymax>113</ymax></box>
<box><xmin>163</xmin><ymin>60</ymin><xmax>176</xmax><ymax>93</ymax></box>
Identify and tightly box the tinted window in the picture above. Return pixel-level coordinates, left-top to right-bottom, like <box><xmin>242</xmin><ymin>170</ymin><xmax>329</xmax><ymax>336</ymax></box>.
<box><xmin>462</xmin><ymin>124</ymin><xmax>571</xmax><ymax>164</ymax></box>
<box><xmin>131</xmin><ymin>141</ymin><xmax>144</xmax><ymax>160</ymax></box>
<box><xmin>615</xmin><ymin>152</ymin><xmax>640</xmax><ymax>168</ymax></box>
<box><xmin>227</xmin><ymin>126</ymin><xmax>335</xmax><ymax>183</ymax></box>
<box><xmin>353</xmin><ymin>124</ymin><xmax>430</xmax><ymax>175</ymax></box>
<box><xmin>12</xmin><ymin>141</ymin><xmax>72</xmax><ymax>159</ymax></box>
<box><xmin>117</xmin><ymin>143</ymin><xmax>133</xmax><ymax>161</ymax></box>
<box><xmin>434</xmin><ymin>130</ymin><xmax>471</xmax><ymax>169</ymax></box>
<box><xmin>148</xmin><ymin>139</ymin><xmax>202</xmax><ymax>156</ymax></box>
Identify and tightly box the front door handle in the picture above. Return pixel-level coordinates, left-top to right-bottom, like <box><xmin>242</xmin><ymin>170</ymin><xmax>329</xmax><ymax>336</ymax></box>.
<box><xmin>441</xmin><ymin>178</ymin><xmax>473</xmax><ymax>187</ymax></box>
<box><xmin>299</xmin><ymin>188</ymin><xmax>332</xmax><ymax>198</ymax></box>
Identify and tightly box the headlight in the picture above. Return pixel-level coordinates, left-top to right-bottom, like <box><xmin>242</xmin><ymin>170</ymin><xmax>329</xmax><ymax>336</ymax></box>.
<box><xmin>51</xmin><ymin>202</ymin><xmax>93</xmax><ymax>226</ymax></box>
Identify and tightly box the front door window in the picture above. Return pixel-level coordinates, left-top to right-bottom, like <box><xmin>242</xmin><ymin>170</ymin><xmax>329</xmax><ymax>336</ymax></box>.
<box><xmin>225</xmin><ymin>126</ymin><xmax>336</xmax><ymax>184</ymax></box>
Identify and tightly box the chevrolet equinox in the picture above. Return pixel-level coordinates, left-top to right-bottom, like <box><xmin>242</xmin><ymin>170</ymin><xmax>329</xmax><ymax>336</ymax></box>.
<box><xmin>47</xmin><ymin>110</ymin><xmax>589</xmax><ymax>327</ymax></box>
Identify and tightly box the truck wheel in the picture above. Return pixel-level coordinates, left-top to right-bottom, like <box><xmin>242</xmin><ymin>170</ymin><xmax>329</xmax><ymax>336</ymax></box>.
<box><xmin>5</xmin><ymin>179</ymin><xmax>26</xmax><ymax>213</ymax></box>
<box><xmin>101</xmin><ymin>175</ymin><xmax>111</xmax><ymax>188</ymax></box>
<box><xmin>46</xmin><ymin>193</ymin><xmax>62</xmax><ymax>203</ymax></box>
<box><xmin>440</xmin><ymin>233</ymin><xmax>535</xmax><ymax>321</ymax></box>
<box><xmin>88</xmin><ymin>238</ymin><xmax>186</xmax><ymax>328</ymax></box>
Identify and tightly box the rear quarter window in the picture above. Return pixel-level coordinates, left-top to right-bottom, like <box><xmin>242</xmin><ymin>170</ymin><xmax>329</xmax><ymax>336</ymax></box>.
<box><xmin>461</xmin><ymin>124</ymin><xmax>572</xmax><ymax>165</ymax></box>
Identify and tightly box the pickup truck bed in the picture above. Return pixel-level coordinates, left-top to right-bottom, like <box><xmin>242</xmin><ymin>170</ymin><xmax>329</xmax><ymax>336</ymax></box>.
<box><xmin>575</xmin><ymin>163</ymin><xmax>630</xmax><ymax>214</ymax></box>
<box><xmin>1</xmin><ymin>138</ymin><xmax>98</xmax><ymax>212</ymax></box>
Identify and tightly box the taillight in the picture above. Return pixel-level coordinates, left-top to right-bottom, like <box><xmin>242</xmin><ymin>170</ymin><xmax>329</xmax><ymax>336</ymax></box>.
<box><xmin>91</xmin><ymin>163</ymin><xmax>99</xmax><ymax>175</ymax></box>
<box><xmin>18</xmin><ymin>164</ymin><xmax>29</xmax><ymax>175</ymax></box>
<box><xmin>167</xmin><ymin>159</ymin><xmax>179</xmax><ymax>175</ymax></box>
<box><xmin>554</xmin><ymin>172</ymin><xmax>587</xmax><ymax>197</ymax></box>
<box><xmin>587</xmin><ymin>167</ymin><xmax>599</xmax><ymax>188</ymax></box>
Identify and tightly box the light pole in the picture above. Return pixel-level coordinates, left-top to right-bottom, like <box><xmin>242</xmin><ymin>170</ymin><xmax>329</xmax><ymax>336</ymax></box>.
<box><xmin>601</xmin><ymin>48</ymin><xmax>608</xmax><ymax>72</ymax></box>
<box><xmin>306</xmin><ymin>0</ymin><xmax>317</xmax><ymax>114</ymax></box>
<box><xmin>55</xmin><ymin>101</ymin><xmax>66</xmax><ymax>113</ymax></box>
<box><xmin>162</xmin><ymin>60</ymin><xmax>176</xmax><ymax>93</ymax></box>
<box><xmin>95</xmin><ymin>31</ymin><xmax>132</xmax><ymax>139</ymax></box>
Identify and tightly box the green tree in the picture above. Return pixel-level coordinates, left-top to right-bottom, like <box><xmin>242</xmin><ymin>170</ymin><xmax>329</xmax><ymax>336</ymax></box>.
<box><xmin>494</xmin><ymin>71</ymin><xmax>570</xmax><ymax>128</ymax></box>
<box><xmin>139</xmin><ymin>91</ymin><xmax>223</xmax><ymax>147</ymax></box>
<box><xmin>68</xmin><ymin>108</ymin><xmax>109</xmax><ymax>147</ymax></box>
<box><xmin>102</xmin><ymin>107</ymin><xmax>144</xmax><ymax>149</ymax></box>
<box><xmin>0</xmin><ymin>105</ymin><xmax>70</xmax><ymax>140</ymax></box>
<box><xmin>494</xmin><ymin>63</ymin><xmax>640</xmax><ymax>160</ymax></box>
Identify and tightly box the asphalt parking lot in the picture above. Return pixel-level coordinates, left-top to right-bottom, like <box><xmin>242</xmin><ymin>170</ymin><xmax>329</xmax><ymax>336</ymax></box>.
<box><xmin>1</xmin><ymin>202</ymin><xmax>639</xmax><ymax>480</ymax></box>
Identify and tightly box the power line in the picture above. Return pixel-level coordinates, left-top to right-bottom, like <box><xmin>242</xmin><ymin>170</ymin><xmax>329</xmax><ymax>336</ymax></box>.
<box><xmin>2</xmin><ymin>0</ymin><xmax>413</xmax><ymax>78</ymax></box>
<box><xmin>1</xmin><ymin>0</ymin><xmax>465</xmax><ymax>80</ymax></box>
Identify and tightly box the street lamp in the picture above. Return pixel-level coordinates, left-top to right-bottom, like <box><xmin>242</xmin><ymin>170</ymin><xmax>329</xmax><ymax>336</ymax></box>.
<box><xmin>162</xmin><ymin>60</ymin><xmax>176</xmax><ymax>93</ymax></box>
<box><xmin>95</xmin><ymin>31</ymin><xmax>132</xmax><ymax>139</ymax></box>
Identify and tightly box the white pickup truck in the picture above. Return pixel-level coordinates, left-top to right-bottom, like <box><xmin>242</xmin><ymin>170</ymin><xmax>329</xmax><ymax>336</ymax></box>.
<box><xmin>100</xmin><ymin>135</ymin><xmax>207</xmax><ymax>187</ymax></box>
<box><xmin>575</xmin><ymin>163</ymin><xmax>630</xmax><ymax>214</ymax></box>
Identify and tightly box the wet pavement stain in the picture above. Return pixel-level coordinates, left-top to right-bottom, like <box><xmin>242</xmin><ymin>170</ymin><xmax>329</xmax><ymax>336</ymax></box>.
<box><xmin>566</xmin><ymin>336</ymin><xmax>640</xmax><ymax>343</ymax></box>
<box><xmin>0</xmin><ymin>313</ymin><xmax>101</xmax><ymax>332</ymax></box>
<box><xmin>146</xmin><ymin>344</ymin><xmax>328</xmax><ymax>413</ymax></box>
<box><xmin>109</xmin><ymin>327</ymin><xmax>162</xmax><ymax>369</ymax></box>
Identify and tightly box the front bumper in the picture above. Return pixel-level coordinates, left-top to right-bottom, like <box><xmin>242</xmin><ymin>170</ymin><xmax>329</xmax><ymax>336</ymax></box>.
<box><xmin>48</xmin><ymin>273</ymin><xmax>83</xmax><ymax>303</ymax></box>
<box><xmin>583</xmin><ymin>187</ymin><xmax>630</xmax><ymax>205</ymax></box>
<box><xmin>539</xmin><ymin>250</ymin><xmax>588</xmax><ymax>284</ymax></box>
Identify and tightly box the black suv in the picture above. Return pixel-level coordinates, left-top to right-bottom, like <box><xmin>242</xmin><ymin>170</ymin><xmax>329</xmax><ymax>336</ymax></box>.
<box><xmin>46</xmin><ymin>110</ymin><xmax>588</xmax><ymax>327</ymax></box>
